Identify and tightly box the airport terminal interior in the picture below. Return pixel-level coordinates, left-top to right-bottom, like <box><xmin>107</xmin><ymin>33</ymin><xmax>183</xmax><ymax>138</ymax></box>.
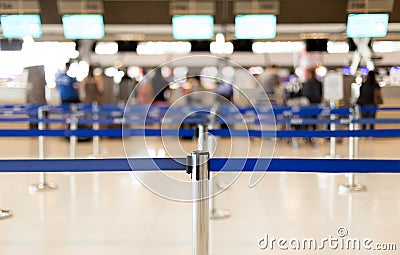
<box><xmin>1</xmin><ymin>0</ymin><xmax>400</xmax><ymax>254</ymax></box>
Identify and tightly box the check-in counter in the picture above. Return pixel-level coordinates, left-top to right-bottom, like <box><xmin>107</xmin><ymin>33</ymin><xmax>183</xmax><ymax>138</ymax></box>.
<box><xmin>0</xmin><ymin>87</ymin><xmax>27</xmax><ymax>104</ymax></box>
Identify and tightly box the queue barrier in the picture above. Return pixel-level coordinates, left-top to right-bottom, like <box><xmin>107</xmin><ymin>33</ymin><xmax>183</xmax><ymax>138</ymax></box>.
<box><xmin>1</xmin><ymin>128</ymin><xmax>400</xmax><ymax>138</ymax></box>
<box><xmin>0</xmin><ymin>104</ymin><xmax>399</xmax><ymax>116</ymax></box>
<box><xmin>2</xmin><ymin>116</ymin><xmax>400</xmax><ymax>125</ymax></box>
<box><xmin>0</xmin><ymin>157</ymin><xmax>399</xmax><ymax>174</ymax></box>
<box><xmin>0</xmin><ymin>154</ymin><xmax>400</xmax><ymax>254</ymax></box>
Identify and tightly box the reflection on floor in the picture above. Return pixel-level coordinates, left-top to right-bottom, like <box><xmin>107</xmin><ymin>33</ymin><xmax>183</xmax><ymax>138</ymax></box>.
<box><xmin>0</xmin><ymin>136</ymin><xmax>399</xmax><ymax>255</ymax></box>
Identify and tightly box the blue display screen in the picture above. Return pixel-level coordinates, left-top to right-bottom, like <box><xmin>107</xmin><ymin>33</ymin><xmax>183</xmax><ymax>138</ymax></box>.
<box><xmin>0</xmin><ymin>14</ymin><xmax>42</xmax><ymax>38</ymax></box>
<box><xmin>172</xmin><ymin>15</ymin><xmax>214</xmax><ymax>40</ymax></box>
<box><xmin>62</xmin><ymin>14</ymin><xmax>104</xmax><ymax>39</ymax></box>
<box><xmin>235</xmin><ymin>14</ymin><xmax>276</xmax><ymax>39</ymax></box>
<box><xmin>346</xmin><ymin>14</ymin><xmax>389</xmax><ymax>38</ymax></box>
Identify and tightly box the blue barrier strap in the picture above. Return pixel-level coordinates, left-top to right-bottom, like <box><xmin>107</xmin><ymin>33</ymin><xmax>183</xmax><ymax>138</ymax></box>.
<box><xmin>0</xmin><ymin>157</ymin><xmax>398</xmax><ymax>173</ymax></box>
<box><xmin>377</xmin><ymin>107</ymin><xmax>400</xmax><ymax>111</ymax></box>
<box><xmin>209</xmin><ymin>129</ymin><xmax>400</xmax><ymax>138</ymax></box>
<box><xmin>0</xmin><ymin>118</ymin><xmax>34</xmax><ymax>122</ymax></box>
<box><xmin>3</xmin><ymin>116</ymin><xmax>400</xmax><ymax>126</ymax></box>
<box><xmin>353</xmin><ymin>118</ymin><xmax>400</xmax><ymax>124</ymax></box>
<box><xmin>125</xmin><ymin>128</ymin><xmax>195</xmax><ymax>137</ymax></box>
<box><xmin>0</xmin><ymin>158</ymin><xmax>186</xmax><ymax>172</ymax></box>
<box><xmin>274</xmin><ymin>129</ymin><xmax>400</xmax><ymax>138</ymax></box>
<box><xmin>210</xmin><ymin>158</ymin><xmax>400</xmax><ymax>173</ymax></box>
<box><xmin>0</xmin><ymin>128</ymin><xmax>400</xmax><ymax>138</ymax></box>
<box><xmin>0</xmin><ymin>128</ymin><xmax>195</xmax><ymax>137</ymax></box>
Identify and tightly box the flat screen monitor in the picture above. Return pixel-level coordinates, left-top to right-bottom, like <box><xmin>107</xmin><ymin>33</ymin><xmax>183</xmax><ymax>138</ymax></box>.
<box><xmin>346</xmin><ymin>13</ymin><xmax>389</xmax><ymax>38</ymax></box>
<box><xmin>0</xmin><ymin>39</ymin><xmax>23</xmax><ymax>51</ymax></box>
<box><xmin>172</xmin><ymin>15</ymin><xmax>214</xmax><ymax>40</ymax></box>
<box><xmin>306</xmin><ymin>39</ymin><xmax>328</xmax><ymax>52</ymax></box>
<box><xmin>62</xmin><ymin>14</ymin><xmax>104</xmax><ymax>39</ymax></box>
<box><xmin>235</xmin><ymin>14</ymin><xmax>276</xmax><ymax>39</ymax></box>
<box><xmin>0</xmin><ymin>14</ymin><xmax>42</xmax><ymax>38</ymax></box>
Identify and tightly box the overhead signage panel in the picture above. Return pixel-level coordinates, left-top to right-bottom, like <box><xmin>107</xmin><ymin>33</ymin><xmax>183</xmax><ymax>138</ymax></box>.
<box><xmin>234</xmin><ymin>0</ymin><xmax>280</xmax><ymax>15</ymax></box>
<box><xmin>0</xmin><ymin>0</ymin><xmax>40</xmax><ymax>14</ymax></box>
<box><xmin>169</xmin><ymin>0</ymin><xmax>215</xmax><ymax>15</ymax></box>
<box><xmin>57</xmin><ymin>0</ymin><xmax>104</xmax><ymax>14</ymax></box>
<box><xmin>347</xmin><ymin>0</ymin><xmax>394</xmax><ymax>13</ymax></box>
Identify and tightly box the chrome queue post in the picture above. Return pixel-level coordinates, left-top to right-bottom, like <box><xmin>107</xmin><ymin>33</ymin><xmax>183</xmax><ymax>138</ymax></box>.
<box><xmin>198</xmin><ymin>108</ymin><xmax>230</xmax><ymax>220</ymax></box>
<box><xmin>29</xmin><ymin>106</ymin><xmax>57</xmax><ymax>193</ymax></box>
<box><xmin>339</xmin><ymin>105</ymin><xmax>366</xmax><ymax>194</ymax></box>
<box><xmin>90</xmin><ymin>102</ymin><xmax>101</xmax><ymax>158</ymax></box>
<box><xmin>328</xmin><ymin>100</ymin><xmax>338</xmax><ymax>158</ymax></box>
<box><xmin>187</xmin><ymin>150</ymin><xmax>210</xmax><ymax>255</ymax></box>
<box><xmin>69</xmin><ymin>104</ymin><xmax>78</xmax><ymax>159</ymax></box>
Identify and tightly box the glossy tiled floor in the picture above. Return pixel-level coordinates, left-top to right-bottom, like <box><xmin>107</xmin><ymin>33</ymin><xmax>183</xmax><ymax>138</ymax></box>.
<box><xmin>0</xmin><ymin>133</ymin><xmax>399</xmax><ymax>255</ymax></box>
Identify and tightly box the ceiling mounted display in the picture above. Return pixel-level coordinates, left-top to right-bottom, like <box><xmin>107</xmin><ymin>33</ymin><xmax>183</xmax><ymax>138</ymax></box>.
<box><xmin>172</xmin><ymin>15</ymin><xmax>214</xmax><ymax>40</ymax></box>
<box><xmin>346</xmin><ymin>13</ymin><xmax>389</xmax><ymax>38</ymax></box>
<box><xmin>62</xmin><ymin>14</ymin><xmax>104</xmax><ymax>39</ymax></box>
<box><xmin>235</xmin><ymin>14</ymin><xmax>276</xmax><ymax>39</ymax></box>
<box><xmin>0</xmin><ymin>14</ymin><xmax>42</xmax><ymax>38</ymax></box>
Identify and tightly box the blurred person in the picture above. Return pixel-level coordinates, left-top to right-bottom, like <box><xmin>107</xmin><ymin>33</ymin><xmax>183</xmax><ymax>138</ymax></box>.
<box><xmin>216</xmin><ymin>81</ymin><xmax>233</xmax><ymax>103</ymax></box>
<box><xmin>258</xmin><ymin>64</ymin><xmax>281</xmax><ymax>103</ymax></box>
<box><xmin>185</xmin><ymin>76</ymin><xmax>204</xmax><ymax>104</ymax></box>
<box><xmin>82</xmin><ymin>65</ymin><xmax>104</xmax><ymax>105</ymax></box>
<box><xmin>150</xmin><ymin>67</ymin><xmax>169</xmax><ymax>105</ymax></box>
<box><xmin>56</xmin><ymin>62</ymin><xmax>80</xmax><ymax>104</ymax></box>
<box><xmin>301</xmin><ymin>68</ymin><xmax>322</xmax><ymax>143</ymax></box>
<box><xmin>357</xmin><ymin>70</ymin><xmax>382</xmax><ymax>130</ymax></box>
<box><xmin>136</xmin><ymin>71</ymin><xmax>153</xmax><ymax>104</ymax></box>
<box><xmin>119</xmin><ymin>68</ymin><xmax>136</xmax><ymax>104</ymax></box>
<box><xmin>302</xmin><ymin>68</ymin><xmax>322</xmax><ymax>105</ymax></box>
<box><xmin>215</xmin><ymin>81</ymin><xmax>233</xmax><ymax>130</ymax></box>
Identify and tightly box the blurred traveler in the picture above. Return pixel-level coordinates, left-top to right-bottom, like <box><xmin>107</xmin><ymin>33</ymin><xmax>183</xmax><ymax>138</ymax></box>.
<box><xmin>258</xmin><ymin>65</ymin><xmax>281</xmax><ymax>102</ymax></box>
<box><xmin>302</xmin><ymin>69</ymin><xmax>322</xmax><ymax>104</ymax></box>
<box><xmin>82</xmin><ymin>66</ymin><xmax>104</xmax><ymax>105</ymax></box>
<box><xmin>56</xmin><ymin>62</ymin><xmax>80</xmax><ymax>104</ymax></box>
<box><xmin>119</xmin><ymin>68</ymin><xmax>136</xmax><ymax>104</ymax></box>
<box><xmin>357</xmin><ymin>70</ymin><xmax>382</xmax><ymax>130</ymax></box>
<box><xmin>186</xmin><ymin>76</ymin><xmax>204</xmax><ymax>104</ymax></box>
<box><xmin>301</xmin><ymin>68</ymin><xmax>322</xmax><ymax>134</ymax></box>
<box><xmin>150</xmin><ymin>67</ymin><xmax>169</xmax><ymax>105</ymax></box>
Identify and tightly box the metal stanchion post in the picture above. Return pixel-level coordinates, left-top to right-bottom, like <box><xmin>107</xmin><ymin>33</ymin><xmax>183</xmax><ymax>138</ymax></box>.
<box><xmin>29</xmin><ymin>106</ymin><xmax>57</xmax><ymax>192</ymax></box>
<box><xmin>70</xmin><ymin>104</ymin><xmax>77</xmax><ymax>159</ymax></box>
<box><xmin>339</xmin><ymin>105</ymin><xmax>366</xmax><ymax>194</ymax></box>
<box><xmin>324</xmin><ymin>100</ymin><xmax>340</xmax><ymax>158</ymax></box>
<box><xmin>199</xmin><ymin>111</ymin><xmax>230</xmax><ymax>220</ymax></box>
<box><xmin>197</xmin><ymin>124</ymin><xmax>207</xmax><ymax>151</ymax></box>
<box><xmin>187</xmin><ymin>150</ymin><xmax>210</xmax><ymax>255</ymax></box>
<box><xmin>208</xmin><ymin>133</ymin><xmax>230</xmax><ymax>219</ymax></box>
<box><xmin>89</xmin><ymin>102</ymin><xmax>101</xmax><ymax>158</ymax></box>
<box><xmin>329</xmin><ymin>100</ymin><xmax>337</xmax><ymax>157</ymax></box>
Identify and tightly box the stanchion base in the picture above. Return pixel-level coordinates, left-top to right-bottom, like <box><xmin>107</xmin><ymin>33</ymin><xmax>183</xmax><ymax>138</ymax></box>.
<box><xmin>86</xmin><ymin>154</ymin><xmax>105</xmax><ymax>159</ymax></box>
<box><xmin>324</xmin><ymin>155</ymin><xmax>341</xmax><ymax>159</ymax></box>
<box><xmin>0</xmin><ymin>209</ymin><xmax>12</xmax><ymax>220</ymax></box>
<box><xmin>210</xmin><ymin>209</ymin><xmax>231</xmax><ymax>220</ymax></box>
<box><xmin>338</xmin><ymin>184</ymin><xmax>366</xmax><ymax>194</ymax></box>
<box><xmin>216</xmin><ymin>181</ymin><xmax>229</xmax><ymax>190</ymax></box>
<box><xmin>28</xmin><ymin>182</ymin><xmax>58</xmax><ymax>193</ymax></box>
